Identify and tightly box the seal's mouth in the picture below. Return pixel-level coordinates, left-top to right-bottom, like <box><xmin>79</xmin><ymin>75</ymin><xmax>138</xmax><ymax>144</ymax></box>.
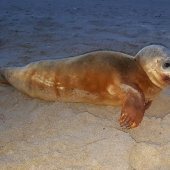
<box><xmin>163</xmin><ymin>75</ymin><xmax>170</xmax><ymax>84</ymax></box>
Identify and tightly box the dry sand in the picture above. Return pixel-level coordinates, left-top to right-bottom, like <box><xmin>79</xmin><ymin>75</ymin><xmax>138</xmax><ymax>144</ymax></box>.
<box><xmin>0</xmin><ymin>0</ymin><xmax>170</xmax><ymax>169</ymax></box>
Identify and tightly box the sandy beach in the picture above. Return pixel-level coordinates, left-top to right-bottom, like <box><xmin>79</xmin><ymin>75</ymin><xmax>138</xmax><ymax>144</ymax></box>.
<box><xmin>0</xmin><ymin>0</ymin><xmax>170</xmax><ymax>169</ymax></box>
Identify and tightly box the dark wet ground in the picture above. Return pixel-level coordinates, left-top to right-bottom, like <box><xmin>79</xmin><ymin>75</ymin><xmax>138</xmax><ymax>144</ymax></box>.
<box><xmin>0</xmin><ymin>0</ymin><xmax>170</xmax><ymax>67</ymax></box>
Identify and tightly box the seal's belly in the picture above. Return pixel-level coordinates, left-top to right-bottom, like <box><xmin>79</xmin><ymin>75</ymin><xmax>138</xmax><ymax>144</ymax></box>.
<box><xmin>5</xmin><ymin>63</ymin><xmax>120</xmax><ymax>105</ymax></box>
<box><xmin>29</xmin><ymin>81</ymin><xmax>120</xmax><ymax>105</ymax></box>
<box><xmin>27</xmin><ymin>73</ymin><xmax>120</xmax><ymax>105</ymax></box>
<box><xmin>27</xmin><ymin>71</ymin><xmax>119</xmax><ymax>105</ymax></box>
<box><xmin>56</xmin><ymin>88</ymin><xmax>120</xmax><ymax>105</ymax></box>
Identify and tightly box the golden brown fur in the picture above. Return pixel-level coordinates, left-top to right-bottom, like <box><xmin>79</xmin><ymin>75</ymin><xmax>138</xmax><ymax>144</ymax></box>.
<box><xmin>1</xmin><ymin>45</ymin><xmax>170</xmax><ymax>128</ymax></box>
<box><xmin>1</xmin><ymin>51</ymin><xmax>159</xmax><ymax>102</ymax></box>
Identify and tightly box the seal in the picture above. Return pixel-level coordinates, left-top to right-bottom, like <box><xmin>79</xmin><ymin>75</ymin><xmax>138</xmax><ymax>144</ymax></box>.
<box><xmin>1</xmin><ymin>45</ymin><xmax>170</xmax><ymax>128</ymax></box>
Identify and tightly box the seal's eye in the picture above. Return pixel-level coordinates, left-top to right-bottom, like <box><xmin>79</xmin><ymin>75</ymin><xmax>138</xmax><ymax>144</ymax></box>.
<box><xmin>163</xmin><ymin>62</ymin><xmax>170</xmax><ymax>69</ymax></box>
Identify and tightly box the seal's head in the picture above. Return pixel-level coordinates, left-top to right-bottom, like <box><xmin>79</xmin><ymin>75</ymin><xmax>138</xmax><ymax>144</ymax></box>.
<box><xmin>136</xmin><ymin>45</ymin><xmax>170</xmax><ymax>89</ymax></box>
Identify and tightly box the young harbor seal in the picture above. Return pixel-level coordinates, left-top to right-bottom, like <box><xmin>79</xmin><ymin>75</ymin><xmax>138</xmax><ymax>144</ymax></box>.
<box><xmin>1</xmin><ymin>45</ymin><xmax>170</xmax><ymax>128</ymax></box>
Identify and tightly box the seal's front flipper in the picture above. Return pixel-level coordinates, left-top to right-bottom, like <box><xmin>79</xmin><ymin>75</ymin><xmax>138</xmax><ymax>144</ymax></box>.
<box><xmin>118</xmin><ymin>84</ymin><xmax>145</xmax><ymax>129</ymax></box>
<box><xmin>0</xmin><ymin>69</ymin><xmax>9</xmax><ymax>85</ymax></box>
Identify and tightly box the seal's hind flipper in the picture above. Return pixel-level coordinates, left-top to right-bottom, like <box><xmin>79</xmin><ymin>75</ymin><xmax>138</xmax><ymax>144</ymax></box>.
<box><xmin>0</xmin><ymin>69</ymin><xmax>9</xmax><ymax>85</ymax></box>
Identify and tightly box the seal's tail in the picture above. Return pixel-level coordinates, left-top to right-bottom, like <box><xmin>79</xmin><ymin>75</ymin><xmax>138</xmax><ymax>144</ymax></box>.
<box><xmin>0</xmin><ymin>68</ymin><xmax>9</xmax><ymax>85</ymax></box>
